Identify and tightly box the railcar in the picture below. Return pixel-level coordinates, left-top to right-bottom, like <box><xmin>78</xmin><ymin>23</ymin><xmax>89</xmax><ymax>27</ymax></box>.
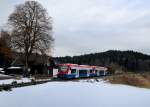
<box><xmin>57</xmin><ymin>63</ymin><xmax>108</xmax><ymax>79</ymax></box>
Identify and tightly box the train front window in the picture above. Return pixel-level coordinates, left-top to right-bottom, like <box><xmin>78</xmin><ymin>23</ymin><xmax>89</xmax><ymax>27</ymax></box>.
<box><xmin>71</xmin><ymin>69</ymin><xmax>76</xmax><ymax>74</ymax></box>
<box><xmin>90</xmin><ymin>70</ymin><xmax>93</xmax><ymax>73</ymax></box>
<box><xmin>59</xmin><ymin>66</ymin><xmax>68</xmax><ymax>71</ymax></box>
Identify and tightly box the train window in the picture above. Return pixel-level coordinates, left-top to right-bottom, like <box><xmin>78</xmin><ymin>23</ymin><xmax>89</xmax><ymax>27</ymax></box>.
<box><xmin>90</xmin><ymin>70</ymin><xmax>93</xmax><ymax>73</ymax></box>
<box><xmin>100</xmin><ymin>70</ymin><xmax>104</xmax><ymax>74</ymax></box>
<box><xmin>71</xmin><ymin>69</ymin><xmax>76</xmax><ymax>74</ymax></box>
<box><xmin>79</xmin><ymin>70</ymin><xmax>87</xmax><ymax>74</ymax></box>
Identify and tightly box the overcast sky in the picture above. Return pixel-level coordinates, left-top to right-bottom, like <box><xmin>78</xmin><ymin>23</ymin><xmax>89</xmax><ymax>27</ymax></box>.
<box><xmin>0</xmin><ymin>0</ymin><xmax>150</xmax><ymax>56</ymax></box>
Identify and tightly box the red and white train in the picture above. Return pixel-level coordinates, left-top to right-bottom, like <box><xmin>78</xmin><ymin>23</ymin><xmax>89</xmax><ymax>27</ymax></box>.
<box><xmin>57</xmin><ymin>63</ymin><xmax>108</xmax><ymax>79</ymax></box>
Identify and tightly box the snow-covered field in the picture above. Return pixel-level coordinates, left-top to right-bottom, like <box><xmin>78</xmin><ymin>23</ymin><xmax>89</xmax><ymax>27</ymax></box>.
<box><xmin>0</xmin><ymin>77</ymin><xmax>51</xmax><ymax>85</ymax></box>
<box><xmin>0</xmin><ymin>78</ymin><xmax>31</xmax><ymax>85</ymax></box>
<box><xmin>0</xmin><ymin>79</ymin><xmax>150</xmax><ymax>107</ymax></box>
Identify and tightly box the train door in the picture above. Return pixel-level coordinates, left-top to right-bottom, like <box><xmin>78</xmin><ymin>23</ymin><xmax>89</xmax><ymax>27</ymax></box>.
<box><xmin>99</xmin><ymin>70</ymin><xmax>104</xmax><ymax>76</ymax></box>
<box><xmin>75</xmin><ymin>68</ymin><xmax>79</xmax><ymax>78</ymax></box>
<box><xmin>95</xmin><ymin>70</ymin><xmax>100</xmax><ymax>76</ymax></box>
<box><xmin>87</xmin><ymin>69</ymin><xmax>90</xmax><ymax>77</ymax></box>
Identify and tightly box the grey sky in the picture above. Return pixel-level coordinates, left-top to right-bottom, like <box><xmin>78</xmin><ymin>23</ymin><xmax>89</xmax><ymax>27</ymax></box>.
<box><xmin>0</xmin><ymin>0</ymin><xmax>150</xmax><ymax>56</ymax></box>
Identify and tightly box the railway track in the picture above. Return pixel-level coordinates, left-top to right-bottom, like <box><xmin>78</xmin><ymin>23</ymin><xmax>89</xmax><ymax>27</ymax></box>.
<box><xmin>0</xmin><ymin>75</ymin><xmax>110</xmax><ymax>92</ymax></box>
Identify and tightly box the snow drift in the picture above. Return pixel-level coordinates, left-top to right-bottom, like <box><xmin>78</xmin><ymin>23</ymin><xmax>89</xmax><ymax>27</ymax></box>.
<box><xmin>0</xmin><ymin>79</ymin><xmax>150</xmax><ymax>107</ymax></box>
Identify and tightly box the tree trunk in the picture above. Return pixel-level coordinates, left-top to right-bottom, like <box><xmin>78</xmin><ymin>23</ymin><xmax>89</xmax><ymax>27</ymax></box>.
<box><xmin>24</xmin><ymin>54</ymin><xmax>29</xmax><ymax>77</ymax></box>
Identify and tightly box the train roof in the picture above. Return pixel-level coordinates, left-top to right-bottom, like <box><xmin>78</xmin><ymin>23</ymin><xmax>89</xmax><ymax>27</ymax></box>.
<box><xmin>58</xmin><ymin>63</ymin><xmax>78</xmax><ymax>66</ymax></box>
<box><xmin>79</xmin><ymin>65</ymin><xmax>92</xmax><ymax>69</ymax></box>
<box><xmin>95</xmin><ymin>66</ymin><xmax>107</xmax><ymax>70</ymax></box>
<box><xmin>58</xmin><ymin>63</ymin><xmax>107</xmax><ymax>70</ymax></box>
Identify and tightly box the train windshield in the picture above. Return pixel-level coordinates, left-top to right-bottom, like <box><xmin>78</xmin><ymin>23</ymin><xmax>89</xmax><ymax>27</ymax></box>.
<box><xmin>59</xmin><ymin>66</ymin><xmax>68</xmax><ymax>71</ymax></box>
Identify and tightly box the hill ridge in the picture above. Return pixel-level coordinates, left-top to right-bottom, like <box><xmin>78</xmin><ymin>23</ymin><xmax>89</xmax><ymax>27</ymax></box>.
<box><xmin>54</xmin><ymin>50</ymin><xmax>150</xmax><ymax>72</ymax></box>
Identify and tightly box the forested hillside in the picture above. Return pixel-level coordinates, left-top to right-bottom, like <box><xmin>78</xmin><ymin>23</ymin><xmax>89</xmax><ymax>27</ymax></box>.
<box><xmin>54</xmin><ymin>50</ymin><xmax>150</xmax><ymax>72</ymax></box>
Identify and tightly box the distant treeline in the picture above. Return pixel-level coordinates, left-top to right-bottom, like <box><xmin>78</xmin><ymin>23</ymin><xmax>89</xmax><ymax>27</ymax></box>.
<box><xmin>54</xmin><ymin>50</ymin><xmax>150</xmax><ymax>72</ymax></box>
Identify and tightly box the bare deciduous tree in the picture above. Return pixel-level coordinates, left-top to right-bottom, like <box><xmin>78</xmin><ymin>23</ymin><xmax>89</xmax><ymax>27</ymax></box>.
<box><xmin>8</xmin><ymin>1</ymin><xmax>53</xmax><ymax>74</ymax></box>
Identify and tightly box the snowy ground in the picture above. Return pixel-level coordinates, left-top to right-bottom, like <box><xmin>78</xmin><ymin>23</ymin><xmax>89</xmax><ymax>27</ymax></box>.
<box><xmin>0</xmin><ymin>74</ymin><xmax>12</xmax><ymax>79</ymax></box>
<box><xmin>0</xmin><ymin>79</ymin><xmax>150</xmax><ymax>107</ymax></box>
<box><xmin>0</xmin><ymin>78</ymin><xmax>31</xmax><ymax>85</ymax></box>
<box><xmin>0</xmin><ymin>77</ymin><xmax>51</xmax><ymax>85</ymax></box>
<box><xmin>0</xmin><ymin>74</ymin><xmax>11</xmax><ymax>77</ymax></box>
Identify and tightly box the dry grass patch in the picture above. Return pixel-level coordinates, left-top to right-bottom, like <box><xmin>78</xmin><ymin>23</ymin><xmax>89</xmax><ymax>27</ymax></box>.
<box><xmin>104</xmin><ymin>73</ymin><xmax>150</xmax><ymax>88</ymax></box>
